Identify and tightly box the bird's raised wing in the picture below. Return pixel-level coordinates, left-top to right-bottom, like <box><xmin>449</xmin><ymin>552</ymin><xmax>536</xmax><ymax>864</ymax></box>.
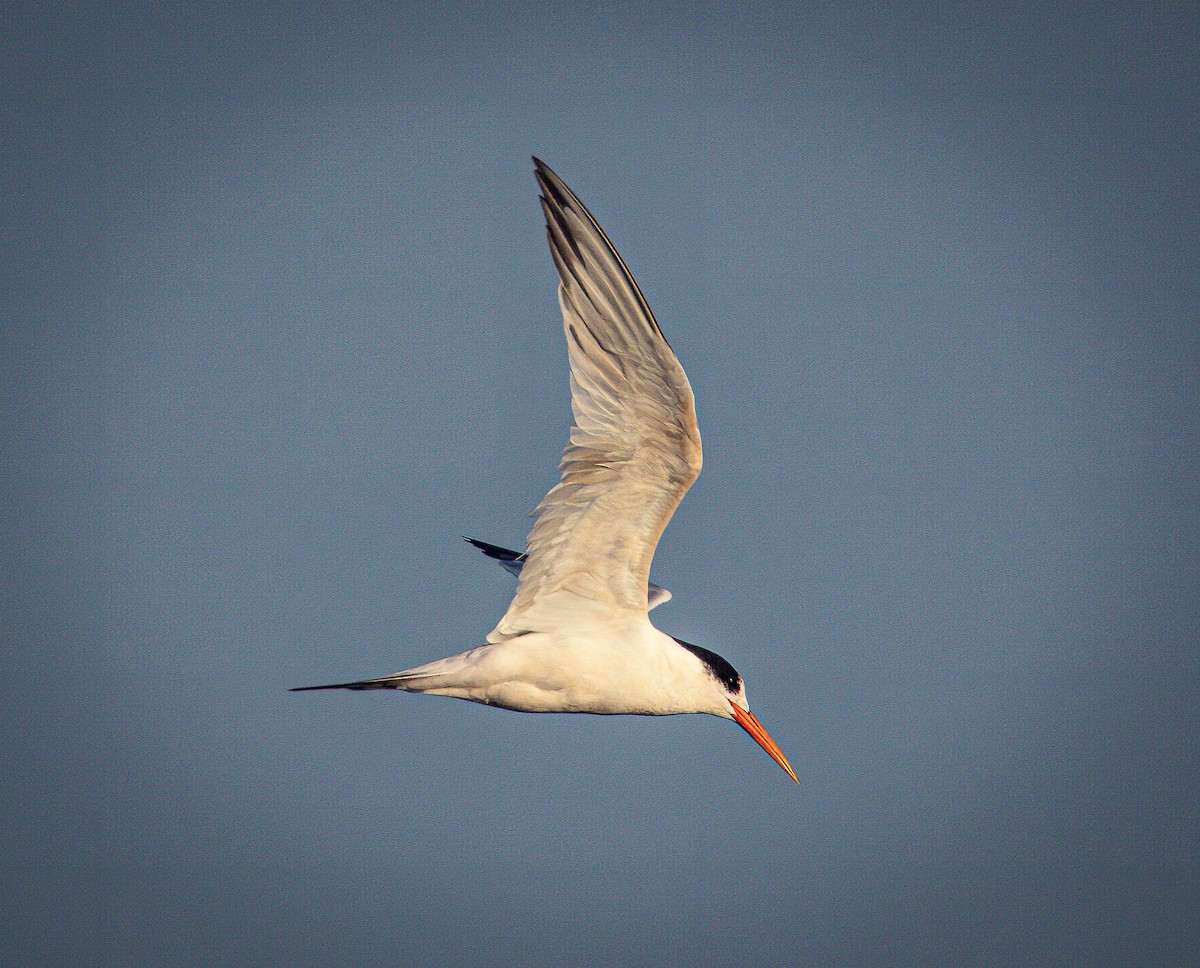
<box><xmin>487</xmin><ymin>160</ymin><xmax>702</xmax><ymax>642</ymax></box>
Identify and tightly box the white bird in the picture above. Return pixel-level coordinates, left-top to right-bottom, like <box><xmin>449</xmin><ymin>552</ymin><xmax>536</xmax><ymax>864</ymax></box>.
<box><xmin>294</xmin><ymin>158</ymin><xmax>797</xmax><ymax>783</ymax></box>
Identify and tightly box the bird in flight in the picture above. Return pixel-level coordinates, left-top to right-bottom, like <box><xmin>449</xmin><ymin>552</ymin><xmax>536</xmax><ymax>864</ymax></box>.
<box><xmin>293</xmin><ymin>159</ymin><xmax>797</xmax><ymax>783</ymax></box>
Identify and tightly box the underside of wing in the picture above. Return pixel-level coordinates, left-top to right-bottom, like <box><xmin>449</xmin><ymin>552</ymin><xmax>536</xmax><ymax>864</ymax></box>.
<box><xmin>488</xmin><ymin>160</ymin><xmax>702</xmax><ymax>642</ymax></box>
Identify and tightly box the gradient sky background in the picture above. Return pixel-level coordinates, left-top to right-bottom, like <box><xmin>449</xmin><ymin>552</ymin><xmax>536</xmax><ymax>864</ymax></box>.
<box><xmin>4</xmin><ymin>2</ymin><xmax>1198</xmax><ymax>965</ymax></box>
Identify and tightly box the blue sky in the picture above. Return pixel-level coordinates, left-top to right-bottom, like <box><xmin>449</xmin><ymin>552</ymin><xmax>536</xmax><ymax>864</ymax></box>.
<box><xmin>4</xmin><ymin>2</ymin><xmax>1198</xmax><ymax>965</ymax></box>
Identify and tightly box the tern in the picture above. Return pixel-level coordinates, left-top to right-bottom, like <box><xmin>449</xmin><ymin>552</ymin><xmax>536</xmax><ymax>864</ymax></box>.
<box><xmin>293</xmin><ymin>159</ymin><xmax>798</xmax><ymax>783</ymax></box>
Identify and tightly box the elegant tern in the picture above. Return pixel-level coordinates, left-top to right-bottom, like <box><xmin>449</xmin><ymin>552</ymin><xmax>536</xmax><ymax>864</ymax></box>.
<box><xmin>293</xmin><ymin>159</ymin><xmax>797</xmax><ymax>783</ymax></box>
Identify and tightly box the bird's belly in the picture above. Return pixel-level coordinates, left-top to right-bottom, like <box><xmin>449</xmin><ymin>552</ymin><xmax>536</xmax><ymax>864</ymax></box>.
<box><xmin>437</xmin><ymin>632</ymin><xmax>696</xmax><ymax>716</ymax></box>
<box><xmin>465</xmin><ymin>681</ymin><xmax>685</xmax><ymax>716</ymax></box>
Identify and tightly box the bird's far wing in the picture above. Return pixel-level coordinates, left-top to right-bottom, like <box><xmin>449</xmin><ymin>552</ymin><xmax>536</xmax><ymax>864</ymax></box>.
<box><xmin>464</xmin><ymin>537</ymin><xmax>526</xmax><ymax>578</ymax></box>
<box><xmin>466</xmin><ymin>536</ymin><xmax>673</xmax><ymax>610</ymax></box>
<box><xmin>487</xmin><ymin>160</ymin><xmax>702</xmax><ymax>642</ymax></box>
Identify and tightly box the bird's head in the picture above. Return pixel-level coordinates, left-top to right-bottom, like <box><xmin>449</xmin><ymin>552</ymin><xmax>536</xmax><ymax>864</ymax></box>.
<box><xmin>674</xmin><ymin>637</ymin><xmax>798</xmax><ymax>784</ymax></box>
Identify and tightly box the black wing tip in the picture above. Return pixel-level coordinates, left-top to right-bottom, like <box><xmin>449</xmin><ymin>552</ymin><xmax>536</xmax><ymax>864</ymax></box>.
<box><xmin>463</xmin><ymin>536</ymin><xmax>525</xmax><ymax>562</ymax></box>
<box><xmin>533</xmin><ymin>158</ymin><xmax>573</xmax><ymax>210</ymax></box>
<box><xmin>529</xmin><ymin>157</ymin><xmax>667</xmax><ymax>346</ymax></box>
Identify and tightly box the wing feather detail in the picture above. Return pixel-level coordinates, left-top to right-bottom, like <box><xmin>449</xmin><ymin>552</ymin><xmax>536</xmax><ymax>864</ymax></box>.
<box><xmin>487</xmin><ymin>160</ymin><xmax>702</xmax><ymax>642</ymax></box>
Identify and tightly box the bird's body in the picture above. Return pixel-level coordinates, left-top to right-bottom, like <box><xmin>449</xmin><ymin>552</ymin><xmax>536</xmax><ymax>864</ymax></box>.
<box><xmin>303</xmin><ymin>621</ymin><xmax>729</xmax><ymax>718</ymax></box>
<box><xmin>294</xmin><ymin>159</ymin><xmax>797</xmax><ymax>783</ymax></box>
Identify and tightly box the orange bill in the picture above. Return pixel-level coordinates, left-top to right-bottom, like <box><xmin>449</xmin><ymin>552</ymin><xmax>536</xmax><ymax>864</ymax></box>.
<box><xmin>730</xmin><ymin>703</ymin><xmax>799</xmax><ymax>783</ymax></box>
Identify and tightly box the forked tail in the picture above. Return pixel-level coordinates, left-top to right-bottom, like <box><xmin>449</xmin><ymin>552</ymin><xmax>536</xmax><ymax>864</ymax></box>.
<box><xmin>291</xmin><ymin>677</ymin><xmax>399</xmax><ymax>692</ymax></box>
<box><xmin>291</xmin><ymin>651</ymin><xmax>478</xmax><ymax>694</ymax></box>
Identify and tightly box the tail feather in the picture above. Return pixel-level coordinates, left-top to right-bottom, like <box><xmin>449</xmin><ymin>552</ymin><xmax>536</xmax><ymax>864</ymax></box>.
<box><xmin>290</xmin><ymin>678</ymin><xmax>399</xmax><ymax>692</ymax></box>
<box><xmin>290</xmin><ymin>671</ymin><xmax>444</xmax><ymax>692</ymax></box>
<box><xmin>291</xmin><ymin>651</ymin><xmax>477</xmax><ymax>695</ymax></box>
